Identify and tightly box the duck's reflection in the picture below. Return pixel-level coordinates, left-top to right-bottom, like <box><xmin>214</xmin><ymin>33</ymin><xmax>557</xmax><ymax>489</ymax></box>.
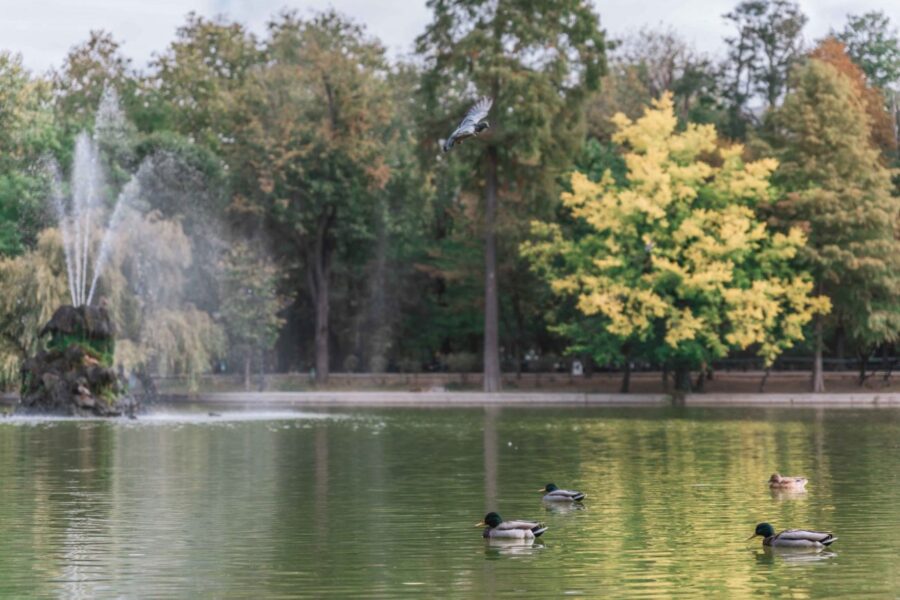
<box><xmin>484</xmin><ymin>538</ymin><xmax>545</xmax><ymax>558</ymax></box>
<box><xmin>754</xmin><ymin>546</ymin><xmax>837</xmax><ymax>564</ymax></box>
<box><xmin>769</xmin><ymin>487</ymin><xmax>808</xmax><ymax>501</ymax></box>
<box><xmin>542</xmin><ymin>500</ymin><xmax>587</xmax><ymax>514</ymax></box>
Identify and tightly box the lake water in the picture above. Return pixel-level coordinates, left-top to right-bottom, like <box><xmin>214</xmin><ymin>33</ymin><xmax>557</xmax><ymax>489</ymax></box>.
<box><xmin>1</xmin><ymin>404</ymin><xmax>899</xmax><ymax>598</ymax></box>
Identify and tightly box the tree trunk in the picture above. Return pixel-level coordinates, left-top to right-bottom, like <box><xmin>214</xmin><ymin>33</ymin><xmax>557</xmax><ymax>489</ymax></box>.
<box><xmin>483</xmin><ymin>145</ymin><xmax>501</xmax><ymax>392</ymax></box>
<box><xmin>759</xmin><ymin>367</ymin><xmax>770</xmax><ymax>393</ymax></box>
<box><xmin>620</xmin><ymin>359</ymin><xmax>631</xmax><ymax>393</ymax></box>
<box><xmin>243</xmin><ymin>353</ymin><xmax>251</xmax><ymax>392</ymax></box>
<box><xmin>811</xmin><ymin>317</ymin><xmax>825</xmax><ymax>392</ymax></box>
<box><xmin>314</xmin><ymin>271</ymin><xmax>330</xmax><ymax>384</ymax></box>
<box><xmin>662</xmin><ymin>363</ymin><xmax>669</xmax><ymax>392</ymax></box>
<box><xmin>858</xmin><ymin>349</ymin><xmax>870</xmax><ymax>387</ymax></box>
<box><xmin>308</xmin><ymin>210</ymin><xmax>335</xmax><ymax>385</ymax></box>
<box><xmin>674</xmin><ymin>365</ymin><xmax>692</xmax><ymax>393</ymax></box>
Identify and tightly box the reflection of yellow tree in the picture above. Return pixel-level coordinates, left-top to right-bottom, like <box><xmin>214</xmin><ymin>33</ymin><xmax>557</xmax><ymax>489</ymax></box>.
<box><xmin>571</xmin><ymin>414</ymin><xmax>830</xmax><ymax>596</ymax></box>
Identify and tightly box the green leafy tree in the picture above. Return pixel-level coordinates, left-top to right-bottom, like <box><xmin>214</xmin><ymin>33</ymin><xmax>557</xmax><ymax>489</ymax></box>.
<box><xmin>228</xmin><ymin>11</ymin><xmax>391</xmax><ymax>383</ymax></box>
<box><xmin>416</xmin><ymin>0</ymin><xmax>607</xmax><ymax>391</ymax></box>
<box><xmin>52</xmin><ymin>31</ymin><xmax>132</xmax><ymax>139</ymax></box>
<box><xmin>0</xmin><ymin>229</ymin><xmax>69</xmax><ymax>386</ymax></box>
<box><xmin>523</xmin><ymin>94</ymin><xmax>829</xmax><ymax>391</ymax></box>
<box><xmin>766</xmin><ymin>59</ymin><xmax>900</xmax><ymax>390</ymax></box>
<box><xmin>219</xmin><ymin>242</ymin><xmax>286</xmax><ymax>389</ymax></box>
<box><xmin>589</xmin><ymin>27</ymin><xmax>722</xmax><ymax>141</ymax></box>
<box><xmin>722</xmin><ymin>0</ymin><xmax>807</xmax><ymax>136</ymax></box>
<box><xmin>0</xmin><ymin>52</ymin><xmax>59</xmax><ymax>256</ymax></box>
<box><xmin>835</xmin><ymin>11</ymin><xmax>900</xmax><ymax>91</ymax></box>
<box><xmin>145</xmin><ymin>14</ymin><xmax>262</xmax><ymax>147</ymax></box>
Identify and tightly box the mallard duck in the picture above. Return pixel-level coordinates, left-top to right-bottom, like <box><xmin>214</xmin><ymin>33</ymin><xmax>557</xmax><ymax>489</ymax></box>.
<box><xmin>476</xmin><ymin>512</ymin><xmax>547</xmax><ymax>539</ymax></box>
<box><xmin>769</xmin><ymin>473</ymin><xmax>808</xmax><ymax>489</ymax></box>
<box><xmin>748</xmin><ymin>523</ymin><xmax>837</xmax><ymax>548</ymax></box>
<box><xmin>540</xmin><ymin>483</ymin><xmax>585</xmax><ymax>502</ymax></box>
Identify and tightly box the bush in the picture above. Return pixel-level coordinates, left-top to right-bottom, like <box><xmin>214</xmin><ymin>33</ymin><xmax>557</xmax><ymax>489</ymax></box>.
<box><xmin>443</xmin><ymin>352</ymin><xmax>479</xmax><ymax>373</ymax></box>
<box><xmin>342</xmin><ymin>354</ymin><xmax>359</xmax><ymax>373</ymax></box>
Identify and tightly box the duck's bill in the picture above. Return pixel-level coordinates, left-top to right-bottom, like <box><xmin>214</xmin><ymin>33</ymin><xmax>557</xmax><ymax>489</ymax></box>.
<box><xmin>745</xmin><ymin>533</ymin><xmax>758</xmax><ymax>541</ymax></box>
<box><xmin>475</xmin><ymin>521</ymin><xmax>486</xmax><ymax>527</ymax></box>
<box><xmin>537</xmin><ymin>488</ymin><xmax>546</xmax><ymax>492</ymax></box>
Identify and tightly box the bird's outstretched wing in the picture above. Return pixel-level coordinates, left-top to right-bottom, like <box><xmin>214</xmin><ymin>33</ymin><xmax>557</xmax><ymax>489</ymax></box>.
<box><xmin>457</xmin><ymin>96</ymin><xmax>492</xmax><ymax>132</ymax></box>
<box><xmin>443</xmin><ymin>96</ymin><xmax>493</xmax><ymax>152</ymax></box>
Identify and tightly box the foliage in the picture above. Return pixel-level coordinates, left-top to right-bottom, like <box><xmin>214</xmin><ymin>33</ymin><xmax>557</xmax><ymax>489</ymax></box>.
<box><xmin>227</xmin><ymin>10</ymin><xmax>393</xmax><ymax>381</ymax></box>
<box><xmin>218</xmin><ymin>242</ymin><xmax>286</xmax><ymax>365</ymax></box>
<box><xmin>588</xmin><ymin>27</ymin><xmax>722</xmax><ymax>141</ymax></box>
<box><xmin>146</xmin><ymin>14</ymin><xmax>261</xmax><ymax>147</ymax></box>
<box><xmin>416</xmin><ymin>0</ymin><xmax>607</xmax><ymax>387</ymax></box>
<box><xmin>834</xmin><ymin>11</ymin><xmax>900</xmax><ymax>92</ymax></box>
<box><xmin>523</xmin><ymin>94</ymin><xmax>829</xmax><ymax>372</ymax></box>
<box><xmin>0</xmin><ymin>229</ymin><xmax>69</xmax><ymax>386</ymax></box>
<box><xmin>0</xmin><ymin>53</ymin><xmax>59</xmax><ymax>256</ymax></box>
<box><xmin>810</xmin><ymin>38</ymin><xmax>897</xmax><ymax>156</ymax></box>
<box><xmin>721</xmin><ymin>0</ymin><xmax>807</xmax><ymax>136</ymax></box>
<box><xmin>767</xmin><ymin>59</ymin><xmax>900</xmax><ymax>353</ymax></box>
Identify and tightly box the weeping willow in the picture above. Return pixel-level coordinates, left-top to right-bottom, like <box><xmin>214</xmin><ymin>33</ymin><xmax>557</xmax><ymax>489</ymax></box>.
<box><xmin>0</xmin><ymin>229</ymin><xmax>69</xmax><ymax>386</ymax></box>
<box><xmin>0</xmin><ymin>210</ymin><xmax>225</xmax><ymax>391</ymax></box>
<box><xmin>102</xmin><ymin>209</ymin><xmax>225</xmax><ymax>391</ymax></box>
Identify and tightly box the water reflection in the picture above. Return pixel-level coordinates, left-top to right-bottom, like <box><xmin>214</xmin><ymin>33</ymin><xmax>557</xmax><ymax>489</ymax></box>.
<box><xmin>754</xmin><ymin>546</ymin><xmax>838</xmax><ymax>565</ymax></box>
<box><xmin>542</xmin><ymin>501</ymin><xmax>586</xmax><ymax>514</ymax></box>
<box><xmin>769</xmin><ymin>487</ymin><xmax>808</xmax><ymax>501</ymax></box>
<box><xmin>484</xmin><ymin>538</ymin><xmax>545</xmax><ymax>559</ymax></box>
<box><xmin>0</xmin><ymin>406</ymin><xmax>898</xmax><ymax>598</ymax></box>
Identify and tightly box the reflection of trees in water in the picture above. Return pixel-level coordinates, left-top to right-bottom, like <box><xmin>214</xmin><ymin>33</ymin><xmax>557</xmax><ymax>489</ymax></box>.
<box><xmin>0</xmin><ymin>423</ymin><xmax>115</xmax><ymax>597</ymax></box>
<box><xmin>483</xmin><ymin>406</ymin><xmax>499</xmax><ymax>511</ymax></box>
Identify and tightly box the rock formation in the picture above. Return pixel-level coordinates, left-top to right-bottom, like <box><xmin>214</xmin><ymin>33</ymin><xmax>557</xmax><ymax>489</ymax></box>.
<box><xmin>19</xmin><ymin>305</ymin><xmax>136</xmax><ymax>416</ymax></box>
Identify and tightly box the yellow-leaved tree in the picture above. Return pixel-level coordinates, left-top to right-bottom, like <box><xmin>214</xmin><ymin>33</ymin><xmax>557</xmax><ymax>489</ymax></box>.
<box><xmin>522</xmin><ymin>93</ymin><xmax>830</xmax><ymax>391</ymax></box>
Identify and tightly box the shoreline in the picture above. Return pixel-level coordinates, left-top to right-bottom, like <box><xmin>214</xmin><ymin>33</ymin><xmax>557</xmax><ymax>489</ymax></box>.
<box><xmin>5</xmin><ymin>390</ymin><xmax>900</xmax><ymax>408</ymax></box>
<box><xmin>166</xmin><ymin>391</ymin><xmax>900</xmax><ymax>408</ymax></box>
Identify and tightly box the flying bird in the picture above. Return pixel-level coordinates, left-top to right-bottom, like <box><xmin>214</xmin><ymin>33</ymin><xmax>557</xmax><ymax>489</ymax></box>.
<box><xmin>442</xmin><ymin>97</ymin><xmax>493</xmax><ymax>152</ymax></box>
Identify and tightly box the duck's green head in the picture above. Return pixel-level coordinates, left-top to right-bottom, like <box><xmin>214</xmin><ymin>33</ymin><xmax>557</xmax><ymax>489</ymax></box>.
<box><xmin>476</xmin><ymin>512</ymin><xmax>503</xmax><ymax>528</ymax></box>
<box><xmin>754</xmin><ymin>523</ymin><xmax>775</xmax><ymax>538</ymax></box>
<box><xmin>541</xmin><ymin>483</ymin><xmax>559</xmax><ymax>493</ymax></box>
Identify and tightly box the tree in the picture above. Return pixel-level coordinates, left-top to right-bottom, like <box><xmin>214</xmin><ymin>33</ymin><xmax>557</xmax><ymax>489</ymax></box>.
<box><xmin>228</xmin><ymin>11</ymin><xmax>391</xmax><ymax>383</ymax></box>
<box><xmin>416</xmin><ymin>0</ymin><xmax>607</xmax><ymax>391</ymax></box>
<box><xmin>810</xmin><ymin>38</ymin><xmax>897</xmax><ymax>156</ymax></box>
<box><xmin>523</xmin><ymin>94</ymin><xmax>829</xmax><ymax>391</ymax></box>
<box><xmin>590</xmin><ymin>27</ymin><xmax>722</xmax><ymax>136</ymax></box>
<box><xmin>722</xmin><ymin>0</ymin><xmax>807</xmax><ymax>136</ymax></box>
<box><xmin>0</xmin><ymin>52</ymin><xmax>59</xmax><ymax>256</ymax></box>
<box><xmin>835</xmin><ymin>11</ymin><xmax>900</xmax><ymax>92</ymax></box>
<box><xmin>0</xmin><ymin>229</ymin><xmax>69</xmax><ymax>386</ymax></box>
<box><xmin>218</xmin><ymin>243</ymin><xmax>286</xmax><ymax>389</ymax></box>
<box><xmin>52</xmin><ymin>31</ymin><xmax>132</xmax><ymax>138</ymax></box>
<box><xmin>766</xmin><ymin>59</ymin><xmax>900</xmax><ymax>391</ymax></box>
<box><xmin>146</xmin><ymin>14</ymin><xmax>262</xmax><ymax>148</ymax></box>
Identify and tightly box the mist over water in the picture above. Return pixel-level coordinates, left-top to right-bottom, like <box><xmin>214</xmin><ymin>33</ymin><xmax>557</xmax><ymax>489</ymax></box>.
<box><xmin>48</xmin><ymin>88</ymin><xmax>144</xmax><ymax>307</ymax></box>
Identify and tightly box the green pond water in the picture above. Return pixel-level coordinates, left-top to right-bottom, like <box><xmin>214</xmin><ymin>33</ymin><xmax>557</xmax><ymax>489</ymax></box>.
<box><xmin>1</xmin><ymin>404</ymin><xmax>899</xmax><ymax>598</ymax></box>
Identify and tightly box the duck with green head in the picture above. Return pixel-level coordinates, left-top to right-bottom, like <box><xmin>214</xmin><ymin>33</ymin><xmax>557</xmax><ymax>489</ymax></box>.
<box><xmin>748</xmin><ymin>523</ymin><xmax>837</xmax><ymax>548</ymax></box>
<box><xmin>540</xmin><ymin>483</ymin><xmax>585</xmax><ymax>503</ymax></box>
<box><xmin>476</xmin><ymin>512</ymin><xmax>548</xmax><ymax>539</ymax></box>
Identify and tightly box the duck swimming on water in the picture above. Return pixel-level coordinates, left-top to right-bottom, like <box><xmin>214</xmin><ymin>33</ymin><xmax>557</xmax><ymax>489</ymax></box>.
<box><xmin>476</xmin><ymin>512</ymin><xmax>548</xmax><ymax>539</ymax></box>
<box><xmin>748</xmin><ymin>523</ymin><xmax>837</xmax><ymax>548</ymax></box>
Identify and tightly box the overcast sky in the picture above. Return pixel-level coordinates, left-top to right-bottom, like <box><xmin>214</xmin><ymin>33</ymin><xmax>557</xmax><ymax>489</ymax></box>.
<box><xmin>2</xmin><ymin>0</ymin><xmax>897</xmax><ymax>74</ymax></box>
